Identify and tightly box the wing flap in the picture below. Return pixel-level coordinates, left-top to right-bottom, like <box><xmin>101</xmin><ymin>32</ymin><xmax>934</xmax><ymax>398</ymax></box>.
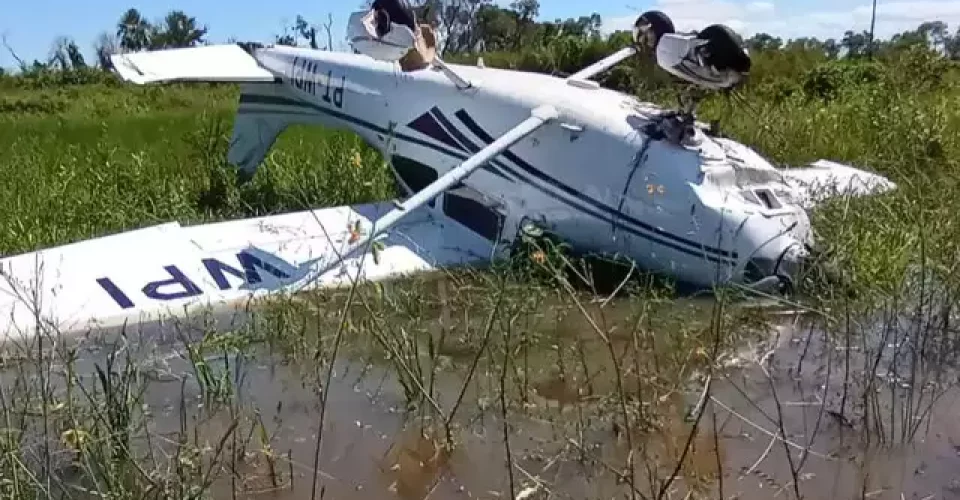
<box><xmin>110</xmin><ymin>44</ymin><xmax>276</xmax><ymax>84</ymax></box>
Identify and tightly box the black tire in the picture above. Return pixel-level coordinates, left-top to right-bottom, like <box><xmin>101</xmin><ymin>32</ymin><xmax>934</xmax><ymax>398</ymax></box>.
<box><xmin>696</xmin><ymin>24</ymin><xmax>751</xmax><ymax>73</ymax></box>
<box><xmin>634</xmin><ymin>10</ymin><xmax>675</xmax><ymax>47</ymax></box>
<box><xmin>374</xmin><ymin>9</ymin><xmax>391</xmax><ymax>37</ymax></box>
<box><xmin>372</xmin><ymin>0</ymin><xmax>416</xmax><ymax>34</ymax></box>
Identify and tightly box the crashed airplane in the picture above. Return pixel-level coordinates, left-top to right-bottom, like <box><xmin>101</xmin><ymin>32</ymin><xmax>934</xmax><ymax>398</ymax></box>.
<box><xmin>0</xmin><ymin>9</ymin><xmax>895</xmax><ymax>341</ymax></box>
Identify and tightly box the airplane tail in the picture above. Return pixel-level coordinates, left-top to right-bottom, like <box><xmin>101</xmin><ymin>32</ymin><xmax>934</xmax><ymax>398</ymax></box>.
<box><xmin>109</xmin><ymin>44</ymin><xmax>321</xmax><ymax>177</ymax></box>
<box><xmin>227</xmin><ymin>82</ymin><xmax>311</xmax><ymax>178</ymax></box>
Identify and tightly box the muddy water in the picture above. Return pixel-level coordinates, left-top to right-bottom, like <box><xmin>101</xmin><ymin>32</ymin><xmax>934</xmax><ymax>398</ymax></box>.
<box><xmin>134</xmin><ymin>351</ymin><xmax>631</xmax><ymax>499</ymax></box>
<box><xmin>3</xmin><ymin>285</ymin><xmax>960</xmax><ymax>500</ymax></box>
<box><xmin>708</xmin><ymin>313</ymin><xmax>960</xmax><ymax>500</ymax></box>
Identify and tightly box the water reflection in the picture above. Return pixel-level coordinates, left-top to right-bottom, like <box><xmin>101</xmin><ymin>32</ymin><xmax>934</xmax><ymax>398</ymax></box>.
<box><xmin>1</xmin><ymin>276</ymin><xmax>958</xmax><ymax>500</ymax></box>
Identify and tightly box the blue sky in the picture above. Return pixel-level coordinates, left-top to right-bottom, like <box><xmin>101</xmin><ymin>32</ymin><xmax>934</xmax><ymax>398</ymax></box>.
<box><xmin>3</xmin><ymin>0</ymin><xmax>959</xmax><ymax>70</ymax></box>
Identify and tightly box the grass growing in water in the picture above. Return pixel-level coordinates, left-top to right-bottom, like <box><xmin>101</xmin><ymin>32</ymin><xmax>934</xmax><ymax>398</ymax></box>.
<box><xmin>2</xmin><ymin>45</ymin><xmax>960</xmax><ymax>499</ymax></box>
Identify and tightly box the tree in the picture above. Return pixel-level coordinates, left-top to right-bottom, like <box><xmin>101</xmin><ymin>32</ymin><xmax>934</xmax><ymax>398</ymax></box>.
<box><xmin>151</xmin><ymin>10</ymin><xmax>208</xmax><ymax>48</ymax></box>
<box><xmin>117</xmin><ymin>8</ymin><xmax>151</xmax><ymax>51</ymax></box>
<box><xmin>115</xmin><ymin>8</ymin><xmax>208</xmax><ymax>52</ymax></box>
<box><xmin>48</xmin><ymin>36</ymin><xmax>86</xmax><ymax>69</ymax></box>
<box><xmin>275</xmin><ymin>26</ymin><xmax>297</xmax><ymax>46</ymax></box>
<box><xmin>745</xmin><ymin>33</ymin><xmax>783</xmax><ymax>52</ymax></box>
<box><xmin>474</xmin><ymin>4</ymin><xmax>518</xmax><ymax>51</ymax></box>
<box><xmin>823</xmin><ymin>38</ymin><xmax>840</xmax><ymax>58</ymax></box>
<box><xmin>422</xmin><ymin>0</ymin><xmax>491</xmax><ymax>53</ymax></box>
<box><xmin>509</xmin><ymin>0</ymin><xmax>539</xmax><ymax>48</ymax></box>
<box><xmin>547</xmin><ymin>14</ymin><xmax>602</xmax><ymax>40</ymax></box>
<box><xmin>946</xmin><ymin>26</ymin><xmax>960</xmax><ymax>59</ymax></box>
<box><xmin>275</xmin><ymin>14</ymin><xmax>336</xmax><ymax>49</ymax></box>
<box><xmin>294</xmin><ymin>15</ymin><xmax>319</xmax><ymax>49</ymax></box>
<box><xmin>93</xmin><ymin>32</ymin><xmax>120</xmax><ymax>69</ymax></box>
<box><xmin>918</xmin><ymin>20</ymin><xmax>949</xmax><ymax>51</ymax></box>
<box><xmin>841</xmin><ymin>30</ymin><xmax>871</xmax><ymax>58</ymax></box>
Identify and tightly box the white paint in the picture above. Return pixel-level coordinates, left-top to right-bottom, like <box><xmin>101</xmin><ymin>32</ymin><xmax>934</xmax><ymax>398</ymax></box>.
<box><xmin>111</xmin><ymin>44</ymin><xmax>276</xmax><ymax>84</ymax></box>
<box><xmin>52</xmin><ymin>22</ymin><xmax>898</xmax><ymax>345</ymax></box>
<box><xmin>346</xmin><ymin>10</ymin><xmax>419</xmax><ymax>63</ymax></box>
<box><xmin>0</xmin><ymin>202</ymin><xmax>493</xmax><ymax>343</ymax></box>
<box><xmin>778</xmin><ymin>159</ymin><xmax>898</xmax><ymax>209</ymax></box>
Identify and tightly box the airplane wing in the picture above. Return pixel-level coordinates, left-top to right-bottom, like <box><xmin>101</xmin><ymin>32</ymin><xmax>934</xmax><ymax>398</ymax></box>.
<box><xmin>109</xmin><ymin>44</ymin><xmax>276</xmax><ymax>84</ymax></box>
<box><xmin>0</xmin><ymin>106</ymin><xmax>559</xmax><ymax>344</ymax></box>
<box><xmin>778</xmin><ymin>159</ymin><xmax>897</xmax><ymax>209</ymax></box>
<box><xmin>0</xmin><ymin>201</ymin><xmax>494</xmax><ymax>344</ymax></box>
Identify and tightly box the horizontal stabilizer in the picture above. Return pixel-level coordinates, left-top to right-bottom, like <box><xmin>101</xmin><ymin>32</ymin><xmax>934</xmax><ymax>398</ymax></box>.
<box><xmin>779</xmin><ymin>159</ymin><xmax>897</xmax><ymax>209</ymax></box>
<box><xmin>110</xmin><ymin>44</ymin><xmax>276</xmax><ymax>84</ymax></box>
<box><xmin>0</xmin><ymin>202</ymin><xmax>494</xmax><ymax>344</ymax></box>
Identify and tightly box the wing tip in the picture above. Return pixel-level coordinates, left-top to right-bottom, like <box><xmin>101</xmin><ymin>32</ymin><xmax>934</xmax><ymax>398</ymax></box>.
<box><xmin>109</xmin><ymin>53</ymin><xmax>149</xmax><ymax>84</ymax></box>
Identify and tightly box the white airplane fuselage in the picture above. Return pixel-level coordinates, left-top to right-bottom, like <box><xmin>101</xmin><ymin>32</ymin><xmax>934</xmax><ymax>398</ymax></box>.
<box><xmin>229</xmin><ymin>45</ymin><xmax>812</xmax><ymax>289</ymax></box>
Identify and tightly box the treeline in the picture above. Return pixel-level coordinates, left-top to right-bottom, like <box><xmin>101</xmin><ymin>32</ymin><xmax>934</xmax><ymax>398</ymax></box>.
<box><xmin>1</xmin><ymin>0</ymin><xmax>958</xmax><ymax>96</ymax></box>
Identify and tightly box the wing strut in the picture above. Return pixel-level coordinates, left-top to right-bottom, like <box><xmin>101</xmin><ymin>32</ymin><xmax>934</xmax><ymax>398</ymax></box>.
<box><xmin>567</xmin><ymin>46</ymin><xmax>638</xmax><ymax>81</ymax></box>
<box><xmin>296</xmin><ymin>105</ymin><xmax>559</xmax><ymax>290</ymax></box>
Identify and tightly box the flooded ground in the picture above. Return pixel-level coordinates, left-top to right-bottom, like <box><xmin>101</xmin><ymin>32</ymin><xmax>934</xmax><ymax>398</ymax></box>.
<box><xmin>708</xmin><ymin>313</ymin><xmax>960</xmax><ymax>500</ymax></box>
<box><xmin>1</xmin><ymin>271</ymin><xmax>959</xmax><ymax>500</ymax></box>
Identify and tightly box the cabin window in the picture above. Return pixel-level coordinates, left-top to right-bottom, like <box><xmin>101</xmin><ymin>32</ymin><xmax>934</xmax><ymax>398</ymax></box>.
<box><xmin>741</xmin><ymin>188</ymin><xmax>784</xmax><ymax>210</ymax></box>
<box><xmin>754</xmin><ymin>188</ymin><xmax>783</xmax><ymax>210</ymax></box>
<box><xmin>443</xmin><ymin>184</ymin><xmax>505</xmax><ymax>243</ymax></box>
<box><xmin>391</xmin><ymin>155</ymin><xmax>439</xmax><ymax>208</ymax></box>
<box><xmin>390</xmin><ymin>155</ymin><xmax>504</xmax><ymax>241</ymax></box>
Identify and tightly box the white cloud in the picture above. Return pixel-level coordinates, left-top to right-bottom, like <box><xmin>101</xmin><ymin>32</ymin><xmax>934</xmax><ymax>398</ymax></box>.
<box><xmin>604</xmin><ymin>0</ymin><xmax>960</xmax><ymax>41</ymax></box>
<box><xmin>745</xmin><ymin>2</ymin><xmax>775</xmax><ymax>14</ymax></box>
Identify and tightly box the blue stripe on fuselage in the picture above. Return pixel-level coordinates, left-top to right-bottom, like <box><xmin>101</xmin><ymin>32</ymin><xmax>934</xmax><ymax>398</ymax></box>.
<box><xmin>427</xmin><ymin>106</ymin><xmax>734</xmax><ymax>265</ymax></box>
<box><xmin>237</xmin><ymin>93</ymin><xmax>735</xmax><ymax>265</ymax></box>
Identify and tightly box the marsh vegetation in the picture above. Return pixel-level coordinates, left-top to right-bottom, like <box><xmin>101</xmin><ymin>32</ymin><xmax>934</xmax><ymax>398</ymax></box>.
<box><xmin>2</xmin><ymin>3</ymin><xmax>960</xmax><ymax>499</ymax></box>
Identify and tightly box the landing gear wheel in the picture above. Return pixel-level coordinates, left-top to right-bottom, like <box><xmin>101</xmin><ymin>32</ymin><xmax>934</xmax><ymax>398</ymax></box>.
<box><xmin>695</xmin><ymin>24</ymin><xmax>750</xmax><ymax>74</ymax></box>
<box><xmin>513</xmin><ymin>219</ymin><xmax>567</xmax><ymax>266</ymax></box>
<box><xmin>776</xmin><ymin>273</ymin><xmax>795</xmax><ymax>296</ymax></box>
<box><xmin>519</xmin><ymin>219</ymin><xmax>545</xmax><ymax>239</ymax></box>
<box><xmin>374</xmin><ymin>9</ymin><xmax>391</xmax><ymax>37</ymax></box>
<box><xmin>632</xmin><ymin>10</ymin><xmax>675</xmax><ymax>50</ymax></box>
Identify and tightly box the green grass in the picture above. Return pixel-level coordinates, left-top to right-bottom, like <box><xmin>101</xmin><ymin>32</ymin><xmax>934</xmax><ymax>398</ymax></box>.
<box><xmin>2</xmin><ymin>44</ymin><xmax>960</xmax><ymax>499</ymax></box>
<box><xmin>0</xmin><ymin>85</ymin><xmax>395</xmax><ymax>256</ymax></box>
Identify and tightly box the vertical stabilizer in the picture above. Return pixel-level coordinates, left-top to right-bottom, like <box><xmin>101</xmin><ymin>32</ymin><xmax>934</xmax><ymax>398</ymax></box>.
<box><xmin>227</xmin><ymin>83</ymin><xmax>306</xmax><ymax>177</ymax></box>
